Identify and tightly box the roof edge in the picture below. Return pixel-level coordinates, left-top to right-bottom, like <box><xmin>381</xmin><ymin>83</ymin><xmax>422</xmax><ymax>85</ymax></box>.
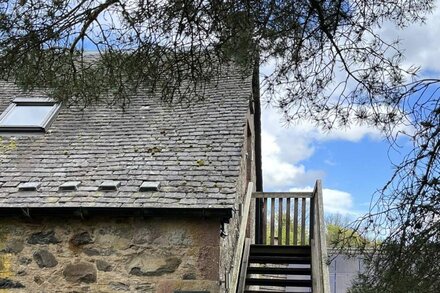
<box><xmin>0</xmin><ymin>207</ymin><xmax>233</xmax><ymax>220</ymax></box>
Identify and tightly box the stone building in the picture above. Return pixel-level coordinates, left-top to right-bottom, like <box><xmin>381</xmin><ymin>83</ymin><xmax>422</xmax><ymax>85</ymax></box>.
<box><xmin>0</xmin><ymin>67</ymin><xmax>259</xmax><ymax>292</ymax></box>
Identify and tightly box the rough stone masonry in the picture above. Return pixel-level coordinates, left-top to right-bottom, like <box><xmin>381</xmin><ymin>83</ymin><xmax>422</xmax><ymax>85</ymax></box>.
<box><xmin>0</xmin><ymin>216</ymin><xmax>221</xmax><ymax>293</ymax></box>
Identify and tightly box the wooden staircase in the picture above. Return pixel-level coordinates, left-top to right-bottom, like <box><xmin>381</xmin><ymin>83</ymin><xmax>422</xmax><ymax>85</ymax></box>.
<box><xmin>243</xmin><ymin>245</ymin><xmax>312</xmax><ymax>292</ymax></box>
<box><xmin>232</xmin><ymin>180</ymin><xmax>330</xmax><ymax>293</ymax></box>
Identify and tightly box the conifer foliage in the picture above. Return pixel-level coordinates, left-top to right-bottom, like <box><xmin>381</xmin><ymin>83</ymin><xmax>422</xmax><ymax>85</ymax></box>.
<box><xmin>0</xmin><ymin>1</ymin><xmax>439</xmax><ymax>291</ymax></box>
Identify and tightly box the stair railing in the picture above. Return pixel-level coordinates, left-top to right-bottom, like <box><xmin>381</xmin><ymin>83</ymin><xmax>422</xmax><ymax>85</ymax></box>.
<box><xmin>252</xmin><ymin>180</ymin><xmax>330</xmax><ymax>293</ymax></box>
<box><xmin>253</xmin><ymin>191</ymin><xmax>313</xmax><ymax>245</ymax></box>
<box><xmin>231</xmin><ymin>181</ymin><xmax>254</xmax><ymax>293</ymax></box>
<box><xmin>233</xmin><ymin>180</ymin><xmax>330</xmax><ymax>293</ymax></box>
<box><xmin>310</xmin><ymin>180</ymin><xmax>331</xmax><ymax>293</ymax></box>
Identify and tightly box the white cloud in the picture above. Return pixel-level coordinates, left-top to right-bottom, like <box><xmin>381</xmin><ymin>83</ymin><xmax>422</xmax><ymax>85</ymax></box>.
<box><xmin>260</xmin><ymin>105</ymin><xmax>405</xmax><ymax>217</ymax></box>
<box><xmin>379</xmin><ymin>1</ymin><xmax>440</xmax><ymax>74</ymax></box>
<box><xmin>289</xmin><ymin>186</ymin><xmax>356</xmax><ymax>215</ymax></box>
<box><xmin>262</xmin><ymin>130</ymin><xmax>324</xmax><ymax>190</ymax></box>
<box><xmin>322</xmin><ymin>188</ymin><xmax>354</xmax><ymax>215</ymax></box>
<box><xmin>261</xmin><ymin>106</ymin><xmax>386</xmax><ymax>192</ymax></box>
<box><xmin>263</xmin><ymin>105</ymin><xmax>384</xmax><ymax>142</ymax></box>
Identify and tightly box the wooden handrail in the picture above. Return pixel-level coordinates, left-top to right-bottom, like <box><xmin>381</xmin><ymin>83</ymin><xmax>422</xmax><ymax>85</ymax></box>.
<box><xmin>252</xmin><ymin>191</ymin><xmax>313</xmax><ymax>198</ymax></box>
<box><xmin>310</xmin><ymin>180</ymin><xmax>331</xmax><ymax>293</ymax></box>
<box><xmin>236</xmin><ymin>238</ymin><xmax>251</xmax><ymax>293</ymax></box>
<box><xmin>230</xmin><ymin>182</ymin><xmax>254</xmax><ymax>293</ymax></box>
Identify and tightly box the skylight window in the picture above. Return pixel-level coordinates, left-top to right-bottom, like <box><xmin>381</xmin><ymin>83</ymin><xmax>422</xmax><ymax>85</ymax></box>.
<box><xmin>0</xmin><ymin>98</ymin><xmax>61</xmax><ymax>132</ymax></box>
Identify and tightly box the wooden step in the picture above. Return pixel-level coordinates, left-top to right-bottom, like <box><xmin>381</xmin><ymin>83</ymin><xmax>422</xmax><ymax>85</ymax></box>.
<box><xmin>250</xmin><ymin>250</ymin><xmax>311</xmax><ymax>257</ymax></box>
<box><xmin>243</xmin><ymin>291</ymin><xmax>289</xmax><ymax>293</ymax></box>
<box><xmin>247</xmin><ymin>266</ymin><xmax>311</xmax><ymax>275</ymax></box>
<box><xmin>248</xmin><ymin>255</ymin><xmax>311</xmax><ymax>264</ymax></box>
<box><xmin>244</xmin><ymin>291</ymin><xmax>310</xmax><ymax>293</ymax></box>
<box><xmin>245</xmin><ymin>277</ymin><xmax>312</xmax><ymax>287</ymax></box>
<box><xmin>250</xmin><ymin>245</ymin><xmax>311</xmax><ymax>256</ymax></box>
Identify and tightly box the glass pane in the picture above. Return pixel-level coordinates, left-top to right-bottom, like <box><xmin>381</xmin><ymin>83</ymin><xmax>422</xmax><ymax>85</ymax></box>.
<box><xmin>0</xmin><ymin>105</ymin><xmax>54</xmax><ymax>126</ymax></box>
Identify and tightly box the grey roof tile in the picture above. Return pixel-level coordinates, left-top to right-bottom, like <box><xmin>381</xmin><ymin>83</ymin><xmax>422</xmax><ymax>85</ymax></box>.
<box><xmin>0</xmin><ymin>69</ymin><xmax>251</xmax><ymax>209</ymax></box>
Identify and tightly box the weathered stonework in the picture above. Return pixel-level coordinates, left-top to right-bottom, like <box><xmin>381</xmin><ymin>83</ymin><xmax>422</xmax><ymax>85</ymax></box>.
<box><xmin>70</xmin><ymin>232</ymin><xmax>93</xmax><ymax>246</ymax></box>
<box><xmin>0</xmin><ymin>278</ymin><xmax>24</xmax><ymax>289</ymax></box>
<box><xmin>0</xmin><ymin>216</ymin><xmax>221</xmax><ymax>292</ymax></box>
<box><xmin>33</xmin><ymin>249</ymin><xmax>58</xmax><ymax>268</ymax></box>
<box><xmin>63</xmin><ymin>261</ymin><xmax>97</xmax><ymax>283</ymax></box>
<box><xmin>219</xmin><ymin>110</ymin><xmax>257</xmax><ymax>292</ymax></box>
<box><xmin>27</xmin><ymin>231</ymin><xmax>60</xmax><ymax>245</ymax></box>
<box><xmin>96</xmin><ymin>260</ymin><xmax>112</xmax><ymax>272</ymax></box>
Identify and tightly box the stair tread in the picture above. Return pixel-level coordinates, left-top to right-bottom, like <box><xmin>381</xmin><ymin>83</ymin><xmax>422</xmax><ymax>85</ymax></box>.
<box><xmin>250</xmin><ymin>250</ymin><xmax>311</xmax><ymax>255</ymax></box>
<box><xmin>244</xmin><ymin>291</ymin><xmax>310</xmax><ymax>293</ymax></box>
<box><xmin>249</xmin><ymin>255</ymin><xmax>311</xmax><ymax>264</ymax></box>
<box><xmin>250</xmin><ymin>245</ymin><xmax>311</xmax><ymax>256</ymax></box>
<box><xmin>251</xmin><ymin>244</ymin><xmax>311</xmax><ymax>249</ymax></box>
<box><xmin>243</xmin><ymin>245</ymin><xmax>313</xmax><ymax>290</ymax></box>
<box><xmin>245</xmin><ymin>277</ymin><xmax>312</xmax><ymax>287</ymax></box>
<box><xmin>247</xmin><ymin>266</ymin><xmax>311</xmax><ymax>275</ymax></box>
<box><xmin>243</xmin><ymin>291</ymin><xmax>290</xmax><ymax>293</ymax></box>
<box><xmin>249</xmin><ymin>250</ymin><xmax>312</xmax><ymax>256</ymax></box>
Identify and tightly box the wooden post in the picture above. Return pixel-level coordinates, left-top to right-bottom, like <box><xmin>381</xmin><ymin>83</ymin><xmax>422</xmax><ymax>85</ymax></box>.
<box><xmin>286</xmin><ymin>198</ymin><xmax>291</xmax><ymax>245</ymax></box>
<box><xmin>278</xmin><ymin>198</ymin><xmax>283</xmax><ymax>245</ymax></box>
<box><xmin>301</xmin><ymin>198</ymin><xmax>306</xmax><ymax>245</ymax></box>
<box><xmin>262</xmin><ymin>197</ymin><xmax>267</xmax><ymax>244</ymax></box>
<box><xmin>293</xmin><ymin>198</ymin><xmax>298</xmax><ymax>245</ymax></box>
<box><xmin>236</xmin><ymin>238</ymin><xmax>251</xmax><ymax>293</ymax></box>
<box><xmin>230</xmin><ymin>182</ymin><xmax>254</xmax><ymax>293</ymax></box>
<box><xmin>270</xmin><ymin>197</ymin><xmax>275</xmax><ymax>245</ymax></box>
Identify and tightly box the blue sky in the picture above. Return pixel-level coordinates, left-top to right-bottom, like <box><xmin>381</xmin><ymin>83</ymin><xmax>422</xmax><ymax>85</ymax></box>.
<box><xmin>261</xmin><ymin>2</ymin><xmax>440</xmax><ymax>217</ymax></box>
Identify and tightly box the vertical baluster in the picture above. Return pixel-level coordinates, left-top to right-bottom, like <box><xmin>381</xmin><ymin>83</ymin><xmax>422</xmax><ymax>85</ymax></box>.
<box><xmin>293</xmin><ymin>198</ymin><xmax>298</xmax><ymax>245</ymax></box>
<box><xmin>301</xmin><ymin>198</ymin><xmax>306</xmax><ymax>245</ymax></box>
<box><xmin>278</xmin><ymin>198</ymin><xmax>283</xmax><ymax>245</ymax></box>
<box><xmin>270</xmin><ymin>197</ymin><xmax>275</xmax><ymax>245</ymax></box>
<box><xmin>309</xmin><ymin>196</ymin><xmax>315</xmax><ymax>245</ymax></box>
<box><xmin>286</xmin><ymin>198</ymin><xmax>291</xmax><ymax>245</ymax></box>
<box><xmin>262</xmin><ymin>197</ymin><xmax>267</xmax><ymax>244</ymax></box>
<box><xmin>307</xmin><ymin>198</ymin><xmax>312</xmax><ymax>245</ymax></box>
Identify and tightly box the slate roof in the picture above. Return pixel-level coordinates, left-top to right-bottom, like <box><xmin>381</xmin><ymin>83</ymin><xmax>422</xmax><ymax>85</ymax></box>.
<box><xmin>0</xmin><ymin>71</ymin><xmax>251</xmax><ymax>210</ymax></box>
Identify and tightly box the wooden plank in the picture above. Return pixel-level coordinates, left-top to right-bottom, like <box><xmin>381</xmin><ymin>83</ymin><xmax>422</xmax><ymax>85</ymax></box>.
<box><xmin>252</xmin><ymin>192</ymin><xmax>313</xmax><ymax>199</ymax></box>
<box><xmin>309</xmin><ymin>197</ymin><xmax>315</xmax><ymax>244</ymax></box>
<box><xmin>311</xmin><ymin>238</ymin><xmax>319</xmax><ymax>292</ymax></box>
<box><xmin>293</xmin><ymin>198</ymin><xmax>298</xmax><ymax>245</ymax></box>
<box><xmin>278</xmin><ymin>198</ymin><xmax>283</xmax><ymax>245</ymax></box>
<box><xmin>270</xmin><ymin>197</ymin><xmax>275</xmax><ymax>245</ymax></box>
<box><xmin>301</xmin><ymin>197</ymin><xmax>306</xmax><ymax>245</ymax></box>
<box><xmin>315</xmin><ymin>179</ymin><xmax>331</xmax><ymax>292</ymax></box>
<box><xmin>246</xmin><ymin>266</ymin><xmax>311</xmax><ymax>275</ymax></box>
<box><xmin>249</xmin><ymin>245</ymin><xmax>311</xmax><ymax>256</ymax></box>
<box><xmin>255</xmin><ymin>197</ymin><xmax>262</xmax><ymax>244</ymax></box>
<box><xmin>248</xmin><ymin>255</ymin><xmax>312</xmax><ymax>264</ymax></box>
<box><xmin>286</xmin><ymin>198</ymin><xmax>290</xmax><ymax>245</ymax></box>
<box><xmin>229</xmin><ymin>182</ymin><xmax>254</xmax><ymax>293</ymax></box>
<box><xmin>262</xmin><ymin>198</ymin><xmax>267</xmax><ymax>244</ymax></box>
<box><xmin>245</xmin><ymin>277</ymin><xmax>312</xmax><ymax>287</ymax></box>
<box><xmin>236</xmin><ymin>238</ymin><xmax>251</xmax><ymax>293</ymax></box>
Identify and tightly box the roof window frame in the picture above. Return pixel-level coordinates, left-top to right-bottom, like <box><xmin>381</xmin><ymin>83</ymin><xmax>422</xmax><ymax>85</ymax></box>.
<box><xmin>0</xmin><ymin>97</ymin><xmax>61</xmax><ymax>133</ymax></box>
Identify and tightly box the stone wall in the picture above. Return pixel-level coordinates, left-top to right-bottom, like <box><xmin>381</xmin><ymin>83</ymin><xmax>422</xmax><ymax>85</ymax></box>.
<box><xmin>218</xmin><ymin>109</ymin><xmax>256</xmax><ymax>292</ymax></box>
<box><xmin>0</xmin><ymin>216</ymin><xmax>221</xmax><ymax>293</ymax></box>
